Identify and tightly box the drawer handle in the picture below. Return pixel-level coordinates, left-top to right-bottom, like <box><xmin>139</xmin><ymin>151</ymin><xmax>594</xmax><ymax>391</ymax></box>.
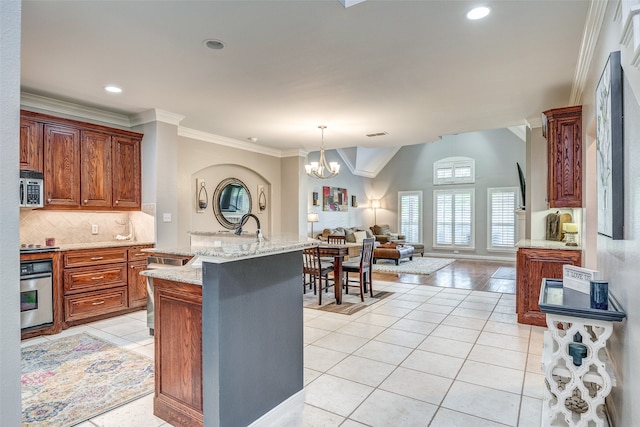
<box><xmin>134</xmin><ymin>253</ymin><xmax>146</xmax><ymax>257</ymax></box>
<box><xmin>90</xmin><ymin>256</ymin><xmax>104</xmax><ymax>260</ymax></box>
<box><xmin>115</xmin><ymin>200</ymin><xmax>119</xmax><ymax>205</ymax></box>
<box><xmin>91</xmin><ymin>276</ymin><xmax>105</xmax><ymax>280</ymax></box>
<box><xmin>92</xmin><ymin>301</ymin><xmax>105</xmax><ymax>305</ymax></box>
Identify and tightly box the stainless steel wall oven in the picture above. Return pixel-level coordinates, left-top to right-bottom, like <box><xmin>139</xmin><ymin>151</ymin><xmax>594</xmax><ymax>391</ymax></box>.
<box><xmin>20</xmin><ymin>259</ymin><xmax>53</xmax><ymax>329</ymax></box>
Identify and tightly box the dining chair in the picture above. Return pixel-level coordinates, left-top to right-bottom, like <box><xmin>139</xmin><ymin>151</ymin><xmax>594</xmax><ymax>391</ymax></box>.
<box><xmin>302</xmin><ymin>246</ymin><xmax>335</xmax><ymax>305</ymax></box>
<box><xmin>326</xmin><ymin>235</ymin><xmax>346</xmax><ymax>244</ymax></box>
<box><xmin>341</xmin><ymin>237</ymin><xmax>375</xmax><ymax>302</ymax></box>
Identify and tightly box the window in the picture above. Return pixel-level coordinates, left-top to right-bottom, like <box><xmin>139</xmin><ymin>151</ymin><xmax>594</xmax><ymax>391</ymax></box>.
<box><xmin>488</xmin><ymin>187</ymin><xmax>518</xmax><ymax>250</ymax></box>
<box><xmin>434</xmin><ymin>157</ymin><xmax>475</xmax><ymax>185</ymax></box>
<box><xmin>398</xmin><ymin>191</ymin><xmax>422</xmax><ymax>243</ymax></box>
<box><xmin>433</xmin><ymin>189</ymin><xmax>474</xmax><ymax>249</ymax></box>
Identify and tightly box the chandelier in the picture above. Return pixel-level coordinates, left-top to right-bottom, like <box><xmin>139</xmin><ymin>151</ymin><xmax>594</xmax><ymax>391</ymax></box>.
<box><xmin>305</xmin><ymin>125</ymin><xmax>340</xmax><ymax>179</ymax></box>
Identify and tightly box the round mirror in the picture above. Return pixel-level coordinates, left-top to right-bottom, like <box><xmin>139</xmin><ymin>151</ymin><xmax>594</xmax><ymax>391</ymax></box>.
<box><xmin>213</xmin><ymin>178</ymin><xmax>252</xmax><ymax>229</ymax></box>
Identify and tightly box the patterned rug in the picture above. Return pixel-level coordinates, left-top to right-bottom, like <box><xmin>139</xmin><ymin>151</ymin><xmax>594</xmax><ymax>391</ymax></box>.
<box><xmin>372</xmin><ymin>257</ymin><xmax>455</xmax><ymax>274</ymax></box>
<box><xmin>22</xmin><ymin>333</ymin><xmax>154</xmax><ymax>426</ymax></box>
<box><xmin>303</xmin><ymin>290</ymin><xmax>393</xmax><ymax>315</ymax></box>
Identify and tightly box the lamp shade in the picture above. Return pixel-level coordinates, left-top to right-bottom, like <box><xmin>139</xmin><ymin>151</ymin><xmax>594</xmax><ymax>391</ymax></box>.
<box><xmin>307</xmin><ymin>213</ymin><xmax>319</xmax><ymax>223</ymax></box>
<box><xmin>370</xmin><ymin>200</ymin><xmax>381</xmax><ymax>209</ymax></box>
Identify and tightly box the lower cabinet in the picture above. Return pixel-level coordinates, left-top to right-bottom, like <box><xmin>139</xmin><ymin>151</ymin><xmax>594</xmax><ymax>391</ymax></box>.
<box><xmin>62</xmin><ymin>244</ymin><xmax>153</xmax><ymax>325</ymax></box>
<box><xmin>516</xmin><ymin>247</ymin><xmax>582</xmax><ymax>326</ymax></box>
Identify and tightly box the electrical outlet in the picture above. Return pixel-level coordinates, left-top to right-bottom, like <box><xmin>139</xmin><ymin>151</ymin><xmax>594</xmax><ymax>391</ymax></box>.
<box><xmin>163</xmin><ymin>213</ymin><xmax>172</xmax><ymax>222</ymax></box>
<box><xmin>91</xmin><ymin>224</ymin><xmax>99</xmax><ymax>234</ymax></box>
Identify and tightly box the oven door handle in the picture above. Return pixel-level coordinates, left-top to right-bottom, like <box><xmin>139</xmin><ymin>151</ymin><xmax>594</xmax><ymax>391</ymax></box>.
<box><xmin>20</xmin><ymin>273</ymin><xmax>52</xmax><ymax>281</ymax></box>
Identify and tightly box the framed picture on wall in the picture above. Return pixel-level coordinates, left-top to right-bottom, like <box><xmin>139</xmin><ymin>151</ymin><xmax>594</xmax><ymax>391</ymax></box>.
<box><xmin>596</xmin><ymin>50</ymin><xmax>624</xmax><ymax>240</ymax></box>
<box><xmin>322</xmin><ymin>186</ymin><xmax>348</xmax><ymax>211</ymax></box>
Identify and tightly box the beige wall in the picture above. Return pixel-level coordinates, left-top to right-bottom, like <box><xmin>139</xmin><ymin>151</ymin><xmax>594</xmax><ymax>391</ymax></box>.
<box><xmin>175</xmin><ymin>135</ymin><xmax>288</xmax><ymax>248</ymax></box>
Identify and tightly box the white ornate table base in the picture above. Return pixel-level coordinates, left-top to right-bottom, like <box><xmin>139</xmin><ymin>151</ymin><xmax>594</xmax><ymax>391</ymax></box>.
<box><xmin>542</xmin><ymin>313</ymin><xmax>616</xmax><ymax>426</ymax></box>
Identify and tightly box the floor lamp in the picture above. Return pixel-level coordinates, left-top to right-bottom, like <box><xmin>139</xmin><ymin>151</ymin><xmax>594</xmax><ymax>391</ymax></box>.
<box><xmin>371</xmin><ymin>200</ymin><xmax>380</xmax><ymax>225</ymax></box>
<box><xmin>307</xmin><ymin>213</ymin><xmax>319</xmax><ymax>238</ymax></box>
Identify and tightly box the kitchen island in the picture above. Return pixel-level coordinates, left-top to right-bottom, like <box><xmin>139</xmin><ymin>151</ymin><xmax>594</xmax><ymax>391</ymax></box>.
<box><xmin>142</xmin><ymin>233</ymin><xmax>316</xmax><ymax>427</ymax></box>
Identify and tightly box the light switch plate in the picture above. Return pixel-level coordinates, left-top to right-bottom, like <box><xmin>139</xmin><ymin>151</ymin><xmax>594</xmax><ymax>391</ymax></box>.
<box><xmin>91</xmin><ymin>224</ymin><xmax>99</xmax><ymax>234</ymax></box>
<box><xmin>163</xmin><ymin>213</ymin><xmax>172</xmax><ymax>222</ymax></box>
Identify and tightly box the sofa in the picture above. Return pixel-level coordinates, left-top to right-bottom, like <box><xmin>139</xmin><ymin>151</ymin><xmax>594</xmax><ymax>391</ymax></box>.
<box><xmin>369</xmin><ymin>224</ymin><xmax>406</xmax><ymax>244</ymax></box>
<box><xmin>315</xmin><ymin>226</ymin><xmax>375</xmax><ymax>243</ymax></box>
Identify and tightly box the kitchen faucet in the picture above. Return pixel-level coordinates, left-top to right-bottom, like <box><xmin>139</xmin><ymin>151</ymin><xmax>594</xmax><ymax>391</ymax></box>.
<box><xmin>235</xmin><ymin>213</ymin><xmax>264</xmax><ymax>242</ymax></box>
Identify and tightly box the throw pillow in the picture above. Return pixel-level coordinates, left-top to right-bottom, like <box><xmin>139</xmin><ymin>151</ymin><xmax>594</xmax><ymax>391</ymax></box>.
<box><xmin>378</xmin><ymin>224</ymin><xmax>392</xmax><ymax>235</ymax></box>
<box><xmin>353</xmin><ymin>231</ymin><xmax>367</xmax><ymax>243</ymax></box>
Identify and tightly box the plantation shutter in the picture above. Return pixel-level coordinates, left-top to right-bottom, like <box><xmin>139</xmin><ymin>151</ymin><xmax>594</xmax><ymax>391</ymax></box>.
<box><xmin>434</xmin><ymin>189</ymin><xmax>474</xmax><ymax>248</ymax></box>
<box><xmin>399</xmin><ymin>191</ymin><xmax>422</xmax><ymax>243</ymax></box>
<box><xmin>489</xmin><ymin>188</ymin><xmax>517</xmax><ymax>248</ymax></box>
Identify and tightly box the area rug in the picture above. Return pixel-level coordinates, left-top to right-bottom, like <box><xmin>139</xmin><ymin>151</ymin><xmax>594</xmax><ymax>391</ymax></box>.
<box><xmin>303</xmin><ymin>290</ymin><xmax>393</xmax><ymax>315</ymax></box>
<box><xmin>22</xmin><ymin>333</ymin><xmax>154</xmax><ymax>427</ymax></box>
<box><xmin>372</xmin><ymin>257</ymin><xmax>455</xmax><ymax>275</ymax></box>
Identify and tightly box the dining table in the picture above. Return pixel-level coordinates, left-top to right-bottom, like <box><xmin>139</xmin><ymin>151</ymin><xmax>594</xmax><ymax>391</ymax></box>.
<box><xmin>317</xmin><ymin>242</ymin><xmax>362</xmax><ymax>305</ymax></box>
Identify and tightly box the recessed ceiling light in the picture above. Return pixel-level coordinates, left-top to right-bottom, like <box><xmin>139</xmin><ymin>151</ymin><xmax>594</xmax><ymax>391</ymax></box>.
<box><xmin>104</xmin><ymin>85</ymin><xmax>122</xmax><ymax>93</ymax></box>
<box><xmin>248</xmin><ymin>137</ymin><xmax>258</xmax><ymax>143</ymax></box>
<box><xmin>466</xmin><ymin>6</ymin><xmax>491</xmax><ymax>20</ymax></box>
<box><xmin>203</xmin><ymin>39</ymin><xmax>225</xmax><ymax>50</ymax></box>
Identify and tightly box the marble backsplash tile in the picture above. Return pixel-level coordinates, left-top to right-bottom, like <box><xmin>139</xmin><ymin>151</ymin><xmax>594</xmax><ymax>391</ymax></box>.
<box><xmin>20</xmin><ymin>205</ymin><xmax>155</xmax><ymax>246</ymax></box>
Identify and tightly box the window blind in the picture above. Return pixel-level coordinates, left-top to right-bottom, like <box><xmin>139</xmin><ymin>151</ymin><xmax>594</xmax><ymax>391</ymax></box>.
<box><xmin>399</xmin><ymin>191</ymin><xmax>422</xmax><ymax>243</ymax></box>
<box><xmin>488</xmin><ymin>188</ymin><xmax>517</xmax><ymax>248</ymax></box>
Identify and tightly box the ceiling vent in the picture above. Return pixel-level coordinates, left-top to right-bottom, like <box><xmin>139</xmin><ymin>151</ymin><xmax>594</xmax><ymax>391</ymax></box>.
<box><xmin>366</xmin><ymin>132</ymin><xmax>388</xmax><ymax>137</ymax></box>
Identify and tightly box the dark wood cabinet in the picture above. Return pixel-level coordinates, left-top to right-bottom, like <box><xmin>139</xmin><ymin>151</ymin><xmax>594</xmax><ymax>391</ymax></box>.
<box><xmin>43</xmin><ymin>123</ymin><xmax>81</xmax><ymax>207</ymax></box>
<box><xmin>153</xmin><ymin>278</ymin><xmax>204</xmax><ymax>427</ymax></box>
<box><xmin>19</xmin><ymin>117</ymin><xmax>43</xmax><ymax>172</ymax></box>
<box><xmin>542</xmin><ymin>105</ymin><xmax>582</xmax><ymax>208</ymax></box>
<box><xmin>21</xmin><ymin>110</ymin><xmax>142</xmax><ymax>211</ymax></box>
<box><xmin>80</xmin><ymin>130</ymin><xmax>113</xmax><ymax>208</ymax></box>
<box><xmin>127</xmin><ymin>245</ymin><xmax>153</xmax><ymax>308</ymax></box>
<box><xmin>516</xmin><ymin>247</ymin><xmax>582</xmax><ymax>326</ymax></box>
<box><xmin>112</xmin><ymin>135</ymin><xmax>141</xmax><ymax>209</ymax></box>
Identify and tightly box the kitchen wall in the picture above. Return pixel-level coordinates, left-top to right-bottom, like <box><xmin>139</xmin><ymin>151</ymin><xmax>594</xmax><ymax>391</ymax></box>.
<box><xmin>373</xmin><ymin>128</ymin><xmax>525</xmax><ymax>260</ymax></box>
<box><xmin>19</xmin><ymin>207</ymin><xmax>155</xmax><ymax>246</ymax></box>
<box><xmin>581</xmin><ymin>3</ymin><xmax>640</xmax><ymax>424</ymax></box>
<box><xmin>0</xmin><ymin>1</ymin><xmax>22</xmax><ymax>424</ymax></box>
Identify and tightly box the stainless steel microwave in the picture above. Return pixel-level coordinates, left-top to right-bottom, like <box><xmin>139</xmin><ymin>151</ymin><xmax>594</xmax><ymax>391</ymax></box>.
<box><xmin>19</xmin><ymin>170</ymin><xmax>44</xmax><ymax>208</ymax></box>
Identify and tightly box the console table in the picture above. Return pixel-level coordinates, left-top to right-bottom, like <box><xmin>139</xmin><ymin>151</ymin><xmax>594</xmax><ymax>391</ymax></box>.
<box><xmin>538</xmin><ymin>279</ymin><xmax>626</xmax><ymax>427</ymax></box>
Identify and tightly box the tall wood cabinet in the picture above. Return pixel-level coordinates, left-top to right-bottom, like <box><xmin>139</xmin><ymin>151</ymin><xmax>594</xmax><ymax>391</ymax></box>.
<box><xmin>516</xmin><ymin>247</ymin><xmax>582</xmax><ymax>327</ymax></box>
<box><xmin>20</xmin><ymin>110</ymin><xmax>143</xmax><ymax>210</ymax></box>
<box><xmin>542</xmin><ymin>105</ymin><xmax>582</xmax><ymax>208</ymax></box>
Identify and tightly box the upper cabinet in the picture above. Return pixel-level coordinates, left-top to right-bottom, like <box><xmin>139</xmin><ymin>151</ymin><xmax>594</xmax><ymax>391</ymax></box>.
<box><xmin>19</xmin><ymin>116</ymin><xmax>43</xmax><ymax>172</ymax></box>
<box><xmin>542</xmin><ymin>106</ymin><xmax>582</xmax><ymax>208</ymax></box>
<box><xmin>21</xmin><ymin>110</ymin><xmax>143</xmax><ymax>210</ymax></box>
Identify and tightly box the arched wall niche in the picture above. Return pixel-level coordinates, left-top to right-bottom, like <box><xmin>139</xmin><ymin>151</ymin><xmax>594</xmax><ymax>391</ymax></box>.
<box><xmin>190</xmin><ymin>163</ymin><xmax>271</xmax><ymax>234</ymax></box>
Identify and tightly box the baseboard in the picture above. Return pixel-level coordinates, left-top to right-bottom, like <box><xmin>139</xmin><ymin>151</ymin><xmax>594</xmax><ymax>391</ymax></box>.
<box><xmin>421</xmin><ymin>252</ymin><xmax>516</xmax><ymax>262</ymax></box>
<box><xmin>248</xmin><ymin>389</ymin><xmax>304</xmax><ymax>427</ymax></box>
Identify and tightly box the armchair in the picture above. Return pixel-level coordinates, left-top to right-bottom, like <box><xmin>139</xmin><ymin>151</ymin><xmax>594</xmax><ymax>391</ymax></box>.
<box><xmin>369</xmin><ymin>224</ymin><xmax>406</xmax><ymax>244</ymax></box>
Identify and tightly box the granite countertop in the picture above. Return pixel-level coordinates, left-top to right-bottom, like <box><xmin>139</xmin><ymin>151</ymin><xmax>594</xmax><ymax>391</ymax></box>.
<box><xmin>516</xmin><ymin>239</ymin><xmax>582</xmax><ymax>250</ymax></box>
<box><xmin>141</xmin><ymin>264</ymin><xmax>203</xmax><ymax>285</ymax></box>
<box><xmin>58</xmin><ymin>241</ymin><xmax>155</xmax><ymax>251</ymax></box>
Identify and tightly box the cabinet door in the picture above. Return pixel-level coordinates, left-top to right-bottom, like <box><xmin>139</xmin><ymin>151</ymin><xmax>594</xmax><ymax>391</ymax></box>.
<box><xmin>20</xmin><ymin>118</ymin><xmax>43</xmax><ymax>172</ymax></box>
<box><xmin>80</xmin><ymin>130</ymin><xmax>112</xmax><ymax>208</ymax></box>
<box><xmin>128</xmin><ymin>261</ymin><xmax>147</xmax><ymax>308</ymax></box>
<box><xmin>43</xmin><ymin>124</ymin><xmax>81</xmax><ymax>207</ymax></box>
<box><xmin>112</xmin><ymin>136</ymin><xmax>141</xmax><ymax>209</ymax></box>
<box><xmin>545</xmin><ymin>106</ymin><xmax>582</xmax><ymax>208</ymax></box>
<box><xmin>516</xmin><ymin>248</ymin><xmax>582</xmax><ymax>326</ymax></box>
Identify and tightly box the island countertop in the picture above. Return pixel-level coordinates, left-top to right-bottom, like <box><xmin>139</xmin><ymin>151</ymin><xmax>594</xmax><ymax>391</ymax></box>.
<box><xmin>516</xmin><ymin>239</ymin><xmax>583</xmax><ymax>251</ymax></box>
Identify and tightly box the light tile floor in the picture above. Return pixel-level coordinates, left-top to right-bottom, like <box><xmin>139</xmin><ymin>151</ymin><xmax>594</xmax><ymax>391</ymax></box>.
<box><xmin>21</xmin><ymin>280</ymin><xmax>548</xmax><ymax>427</ymax></box>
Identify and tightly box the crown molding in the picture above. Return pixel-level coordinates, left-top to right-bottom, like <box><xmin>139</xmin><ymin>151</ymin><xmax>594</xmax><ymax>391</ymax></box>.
<box><xmin>570</xmin><ymin>0</ymin><xmax>608</xmax><ymax>104</ymax></box>
<box><xmin>20</xmin><ymin>92</ymin><xmax>132</xmax><ymax>128</ymax></box>
<box><xmin>130</xmin><ymin>108</ymin><xmax>185</xmax><ymax>126</ymax></box>
<box><xmin>178</xmin><ymin>126</ymin><xmax>283</xmax><ymax>158</ymax></box>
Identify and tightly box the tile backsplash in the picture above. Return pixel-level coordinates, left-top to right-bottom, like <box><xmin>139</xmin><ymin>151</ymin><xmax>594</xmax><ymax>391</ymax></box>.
<box><xmin>20</xmin><ymin>205</ymin><xmax>155</xmax><ymax>246</ymax></box>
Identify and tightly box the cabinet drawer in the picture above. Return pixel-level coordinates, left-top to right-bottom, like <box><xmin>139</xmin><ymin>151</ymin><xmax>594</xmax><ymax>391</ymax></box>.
<box><xmin>128</xmin><ymin>245</ymin><xmax>153</xmax><ymax>262</ymax></box>
<box><xmin>64</xmin><ymin>286</ymin><xmax>128</xmax><ymax>322</ymax></box>
<box><xmin>64</xmin><ymin>248</ymin><xmax>128</xmax><ymax>268</ymax></box>
<box><xmin>64</xmin><ymin>263</ymin><xmax>127</xmax><ymax>294</ymax></box>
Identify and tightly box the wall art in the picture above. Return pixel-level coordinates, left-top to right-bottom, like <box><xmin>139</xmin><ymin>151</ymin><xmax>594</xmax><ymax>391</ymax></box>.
<box><xmin>322</xmin><ymin>186</ymin><xmax>348</xmax><ymax>211</ymax></box>
<box><xmin>596</xmin><ymin>50</ymin><xmax>624</xmax><ymax>239</ymax></box>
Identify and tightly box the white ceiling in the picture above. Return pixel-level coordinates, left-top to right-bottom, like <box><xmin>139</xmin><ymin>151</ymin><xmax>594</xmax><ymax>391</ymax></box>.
<box><xmin>21</xmin><ymin>0</ymin><xmax>590</xmax><ymax>153</ymax></box>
